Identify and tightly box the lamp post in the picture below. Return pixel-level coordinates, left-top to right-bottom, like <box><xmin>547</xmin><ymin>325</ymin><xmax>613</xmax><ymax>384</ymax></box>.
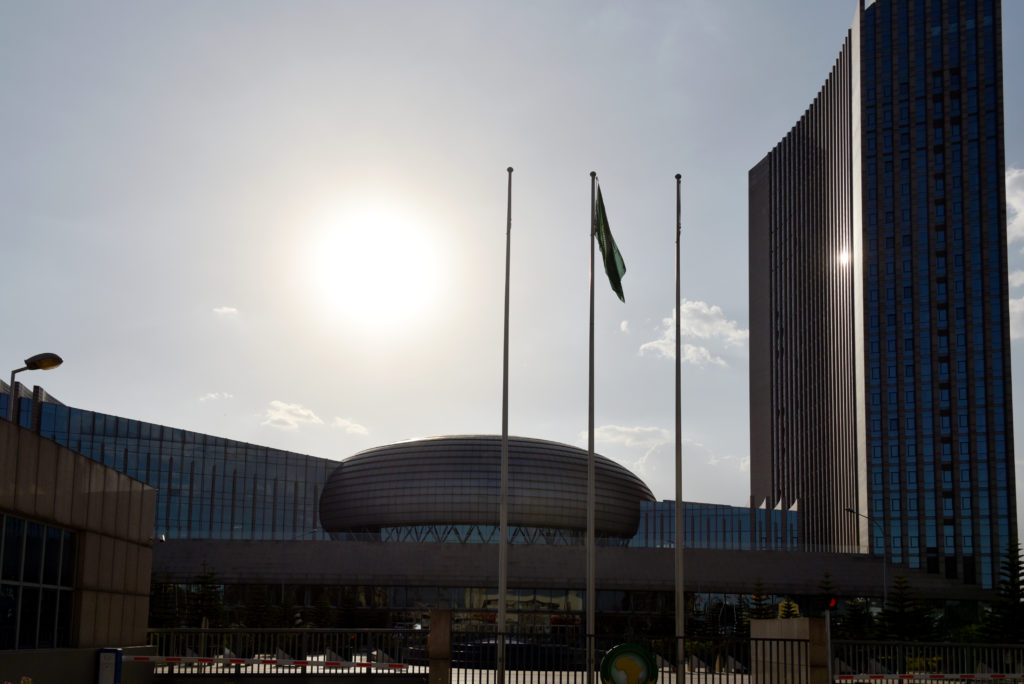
<box><xmin>8</xmin><ymin>352</ymin><xmax>63</xmax><ymax>424</ymax></box>
<box><xmin>845</xmin><ymin>506</ymin><xmax>887</xmax><ymax>606</ymax></box>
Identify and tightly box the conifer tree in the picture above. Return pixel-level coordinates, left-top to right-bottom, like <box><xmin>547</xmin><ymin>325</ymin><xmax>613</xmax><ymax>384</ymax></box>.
<box><xmin>983</xmin><ymin>538</ymin><xmax>1024</xmax><ymax>644</ymax></box>
<box><xmin>748</xmin><ymin>579</ymin><xmax>775</xmax><ymax>620</ymax></box>
<box><xmin>835</xmin><ymin>598</ymin><xmax>876</xmax><ymax>640</ymax></box>
<box><xmin>310</xmin><ymin>589</ymin><xmax>336</xmax><ymax>628</ymax></box>
<box><xmin>879</xmin><ymin>576</ymin><xmax>931</xmax><ymax>641</ymax></box>
<box><xmin>816</xmin><ymin>572</ymin><xmax>838</xmax><ymax>616</ymax></box>
<box><xmin>777</xmin><ymin>598</ymin><xmax>801</xmax><ymax>619</ymax></box>
<box><xmin>189</xmin><ymin>561</ymin><xmax>224</xmax><ymax>628</ymax></box>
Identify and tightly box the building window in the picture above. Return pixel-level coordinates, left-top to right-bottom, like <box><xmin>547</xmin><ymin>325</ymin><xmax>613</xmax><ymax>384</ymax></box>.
<box><xmin>0</xmin><ymin>514</ymin><xmax>76</xmax><ymax>650</ymax></box>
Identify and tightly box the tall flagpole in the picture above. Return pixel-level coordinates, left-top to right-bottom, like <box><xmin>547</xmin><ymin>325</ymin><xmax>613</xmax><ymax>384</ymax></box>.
<box><xmin>586</xmin><ymin>171</ymin><xmax>597</xmax><ymax>684</ymax></box>
<box><xmin>498</xmin><ymin>166</ymin><xmax>513</xmax><ymax>684</ymax></box>
<box><xmin>674</xmin><ymin>173</ymin><xmax>685</xmax><ymax>675</ymax></box>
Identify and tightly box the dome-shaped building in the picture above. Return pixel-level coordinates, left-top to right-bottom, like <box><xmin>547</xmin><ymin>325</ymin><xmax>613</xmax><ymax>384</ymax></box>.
<box><xmin>319</xmin><ymin>435</ymin><xmax>655</xmax><ymax>544</ymax></box>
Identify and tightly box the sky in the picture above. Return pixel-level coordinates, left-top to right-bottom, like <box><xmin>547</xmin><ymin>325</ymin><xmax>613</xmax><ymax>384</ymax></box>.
<box><xmin>1</xmin><ymin>1</ymin><xmax>1022</xmax><ymax>518</ymax></box>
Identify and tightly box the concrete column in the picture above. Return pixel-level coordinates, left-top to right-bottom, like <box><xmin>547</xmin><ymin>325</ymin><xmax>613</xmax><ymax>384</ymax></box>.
<box><xmin>428</xmin><ymin>609</ymin><xmax>452</xmax><ymax>684</ymax></box>
<box><xmin>750</xmin><ymin>617</ymin><xmax>829</xmax><ymax>684</ymax></box>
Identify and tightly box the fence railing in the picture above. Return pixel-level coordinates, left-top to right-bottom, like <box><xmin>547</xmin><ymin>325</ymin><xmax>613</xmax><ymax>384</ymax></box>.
<box><xmin>145</xmin><ymin>628</ymin><xmax>1024</xmax><ymax>681</ymax></box>
<box><xmin>145</xmin><ymin>628</ymin><xmax>807</xmax><ymax>682</ymax></box>
<box><xmin>449</xmin><ymin>631</ymin><xmax>802</xmax><ymax>684</ymax></box>
<box><xmin>832</xmin><ymin>640</ymin><xmax>1024</xmax><ymax>679</ymax></box>
<box><xmin>146</xmin><ymin>627</ymin><xmax>429</xmax><ymax>675</ymax></box>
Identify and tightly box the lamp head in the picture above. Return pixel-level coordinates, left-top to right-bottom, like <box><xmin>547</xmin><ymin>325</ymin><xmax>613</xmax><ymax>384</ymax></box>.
<box><xmin>23</xmin><ymin>353</ymin><xmax>63</xmax><ymax>371</ymax></box>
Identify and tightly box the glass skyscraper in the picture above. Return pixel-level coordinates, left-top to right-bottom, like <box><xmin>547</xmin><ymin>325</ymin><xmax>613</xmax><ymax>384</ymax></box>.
<box><xmin>750</xmin><ymin>0</ymin><xmax>1014</xmax><ymax>589</ymax></box>
<box><xmin>2</xmin><ymin>387</ymin><xmax>333</xmax><ymax>541</ymax></box>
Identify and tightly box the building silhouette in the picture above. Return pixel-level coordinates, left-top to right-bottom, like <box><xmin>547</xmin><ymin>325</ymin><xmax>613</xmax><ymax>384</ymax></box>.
<box><xmin>750</xmin><ymin>0</ymin><xmax>1015</xmax><ymax>589</ymax></box>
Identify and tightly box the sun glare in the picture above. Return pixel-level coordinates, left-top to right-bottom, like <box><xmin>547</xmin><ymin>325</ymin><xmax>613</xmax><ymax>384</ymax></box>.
<box><xmin>307</xmin><ymin>203</ymin><xmax>447</xmax><ymax>335</ymax></box>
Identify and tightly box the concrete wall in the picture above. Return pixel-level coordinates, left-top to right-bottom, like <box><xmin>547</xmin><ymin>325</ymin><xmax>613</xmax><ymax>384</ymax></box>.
<box><xmin>0</xmin><ymin>645</ymin><xmax>156</xmax><ymax>684</ymax></box>
<box><xmin>153</xmin><ymin>540</ymin><xmax>988</xmax><ymax>602</ymax></box>
<box><xmin>0</xmin><ymin>419</ymin><xmax>156</xmax><ymax>648</ymax></box>
<box><xmin>750</xmin><ymin>618</ymin><xmax>828</xmax><ymax>684</ymax></box>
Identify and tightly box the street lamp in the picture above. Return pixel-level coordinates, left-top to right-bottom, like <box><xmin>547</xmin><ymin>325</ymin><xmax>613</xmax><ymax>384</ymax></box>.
<box><xmin>845</xmin><ymin>506</ymin><xmax>887</xmax><ymax>606</ymax></box>
<box><xmin>8</xmin><ymin>352</ymin><xmax>63</xmax><ymax>424</ymax></box>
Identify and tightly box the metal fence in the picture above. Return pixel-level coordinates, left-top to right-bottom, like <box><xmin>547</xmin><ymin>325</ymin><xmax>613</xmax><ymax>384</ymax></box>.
<box><xmin>145</xmin><ymin>628</ymin><xmax>811</xmax><ymax>682</ymax></box>
<box><xmin>449</xmin><ymin>631</ymin><xmax>803</xmax><ymax>684</ymax></box>
<box><xmin>141</xmin><ymin>628</ymin><xmax>1024</xmax><ymax>682</ymax></box>
<box><xmin>832</xmin><ymin>640</ymin><xmax>1024</xmax><ymax>679</ymax></box>
<box><xmin>146</xmin><ymin>627</ymin><xmax>429</xmax><ymax>675</ymax></box>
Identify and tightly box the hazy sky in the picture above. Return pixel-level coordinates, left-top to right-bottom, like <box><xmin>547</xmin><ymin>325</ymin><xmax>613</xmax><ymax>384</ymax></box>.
<box><xmin>2</xmin><ymin>1</ymin><xmax>1022</xmax><ymax>515</ymax></box>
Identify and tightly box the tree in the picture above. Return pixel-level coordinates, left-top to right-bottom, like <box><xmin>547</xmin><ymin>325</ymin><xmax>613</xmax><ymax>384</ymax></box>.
<box><xmin>149</xmin><ymin>577</ymin><xmax>183</xmax><ymax>628</ymax></box>
<box><xmin>815</xmin><ymin>572</ymin><xmax>838</xmax><ymax>617</ymax></box>
<box><xmin>777</xmin><ymin>598</ymin><xmax>801</xmax><ymax>619</ymax></box>
<box><xmin>834</xmin><ymin>598</ymin><xmax>876</xmax><ymax>640</ymax></box>
<box><xmin>242</xmin><ymin>584</ymin><xmax>273</xmax><ymax>628</ymax></box>
<box><xmin>310</xmin><ymin>589</ymin><xmax>336</xmax><ymax>628</ymax></box>
<box><xmin>879</xmin><ymin>576</ymin><xmax>931</xmax><ymax>641</ymax></box>
<box><xmin>748</xmin><ymin>579</ymin><xmax>775</xmax><ymax>620</ymax></box>
<box><xmin>271</xmin><ymin>589</ymin><xmax>301</xmax><ymax>628</ymax></box>
<box><xmin>983</xmin><ymin>538</ymin><xmax>1024</xmax><ymax>644</ymax></box>
<box><xmin>189</xmin><ymin>561</ymin><xmax>224</xmax><ymax>628</ymax></box>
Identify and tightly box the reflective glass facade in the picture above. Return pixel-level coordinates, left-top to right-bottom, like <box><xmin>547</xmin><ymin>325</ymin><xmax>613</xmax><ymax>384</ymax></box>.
<box><xmin>1</xmin><ymin>390</ymin><xmax>334</xmax><ymax>541</ymax></box>
<box><xmin>320</xmin><ymin>436</ymin><xmax>653</xmax><ymax>542</ymax></box>
<box><xmin>0</xmin><ymin>513</ymin><xmax>77</xmax><ymax>650</ymax></box>
<box><xmin>330</xmin><ymin>502</ymin><xmax>801</xmax><ymax>550</ymax></box>
<box><xmin>750</xmin><ymin>0</ymin><xmax>1015</xmax><ymax>589</ymax></box>
<box><xmin>5</xmin><ymin>389</ymin><xmax>797</xmax><ymax>553</ymax></box>
<box><xmin>630</xmin><ymin>501</ymin><xmax>800</xmax><ymax>551</ymax></box>
<box><xmin>749</xmin><ymin>29</ymin><xmax>860</xmax><ymax>555</ymax></box>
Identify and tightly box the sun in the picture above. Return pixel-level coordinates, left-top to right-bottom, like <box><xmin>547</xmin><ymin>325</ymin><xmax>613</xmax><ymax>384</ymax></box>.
<box><xmin>306</xmin><ymin>203</ymin><xmax>447</xmax><ymax>335</ymax></box>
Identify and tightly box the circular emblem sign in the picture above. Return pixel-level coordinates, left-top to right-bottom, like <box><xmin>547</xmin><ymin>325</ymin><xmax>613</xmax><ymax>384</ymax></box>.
<box><xmin>599</xmin><ymin>643</ymin><xmax>658</xmax><ymax>684</ymax></box>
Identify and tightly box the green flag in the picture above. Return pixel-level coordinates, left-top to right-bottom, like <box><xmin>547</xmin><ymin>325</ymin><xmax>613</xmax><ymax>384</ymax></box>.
<box><xmin>594</xmin><ymin>186</ymin><xmax>626</xmax><ymax>302</ymax></box>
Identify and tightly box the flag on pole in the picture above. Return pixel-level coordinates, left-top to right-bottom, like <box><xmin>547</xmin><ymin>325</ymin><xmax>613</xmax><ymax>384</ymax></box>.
<box><xmin>594</xmin><ymin>186</ymin><xmax>626</xmax><ymax>302</ymax></box>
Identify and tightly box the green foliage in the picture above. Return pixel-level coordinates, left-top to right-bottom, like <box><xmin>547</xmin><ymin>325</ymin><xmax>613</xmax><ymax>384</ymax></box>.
<box><xmin>748</xmin><ymin>579</ymin><xmax>776</xmax><ymax>620</ymax></box>
<box><xmin>982</xmin><ymin>538</ymin><xmax>1024</xmax><ymax>644</ymax></box>
<box><xmin>271</xmin><ymin>589</ymin><xmax>301</xmax><ymax>628</ymax></box>
<box><xmin>879</xmin><ymin>576</ymin><xmax>932</xmax><ymax>641</ymax></box>
<box><xmin>934</xmin><ymin>601</ymin><xmax>984</xmax><ymax>643</ymax></box>
<box><xmin>777</xmin><ymin>597</ymin><xmax>800</xmax><ymax>619</ymax></box>
<box><xmin>148</xmin><ymin>578</ymin><xmax>184</xmax><ymax>628</ymax></box>
<box><xmin>310</xmin><ymin>589</ymin><xmax>336</xmax><ymax>628</ymax></box>
<box><xmin>188</xmin><ymin>561</ymin><xmax>225</xmax><ymax>628</ymax></box>
<box><xmin>815</xmin><ymin>572</ymin><xmax>837</xmax><ymax>617</ymax></box>
<box><xmin>833</xmin><ymin>597</ymin><xmax>876</xmax><ymax>640</ymax></box>
<box><xmin>241</xmin><ymin>584</ymin><xmax>273</xmax><ymax>628</ymax></box>
<box><xmin>905</xmin><ymin>656</ymin><xmax>942</xmax><ymax>672</ymax></box>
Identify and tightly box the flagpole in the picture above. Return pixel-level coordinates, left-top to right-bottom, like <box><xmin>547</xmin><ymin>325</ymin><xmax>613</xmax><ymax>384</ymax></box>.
<box><xmin>586</xmin><ymin>170</ymin><xmax>597</xmax><ymax>684</ymax></box>
<box><xmin>674</xmin><ymin>173</ymin><xmax>685</xmax><ymax>676</ymax></box>
<box><xmin>498</xmin><ymin>166</ymin><xmax>513</xmax><ymax>684</ymax></box>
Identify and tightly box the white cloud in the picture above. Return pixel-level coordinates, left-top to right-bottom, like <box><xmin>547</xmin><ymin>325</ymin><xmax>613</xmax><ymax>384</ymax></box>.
<box><xmin>199</xmin><ymin>392</ymin><xmax>233</xmax><ymax>402</ymax></box>
<box><xmin>590</xmin><ymin>425</ymin><xmax>671</xmax><ymax>477</ymax></box>
<box><xmin>640</xmin><ymin>300</ymin><xmax>746</xmax><ymax>365</ymax></box>
<box><xmin>594</xmin><ymin>424</ymin><xmax>671</xmax><ymax>451</ymax></box>
<box><xmin>1010</xmin><ymin>297</ymin><xmax>1024</xmax><ymax>340</ymax></box>
<box><xmin>332</xmin><ymin>416</ymin><xmax>369</xmax><ymax>435</ymax></box>
<box><xmin>682</xmin><ymin>344</ymin><xmax>727</xmax><ymax>366</ymax></box>
<box><xmin>1007</xmin><ymin>167</ymin><xmax>1024</xmax><ymax>243</ymax></box>
<box><xmin>584</xmin><ymin>425</ymin><xmax>748</xmax><ymax>504</ymax></box>
<box><xmin>620</xmin><ymin>320</ymin><xmax>630</xmax><ymax>333</ymax></box>
<box><xmin>213</xmin><ymin>306</ymin><xmax>238</xmax><ymax>315</ymax></box>
<box><xmin>1009</xmin><ymin>270</ymin><xmax>1024</xmax><ymax>288</ymax></box>
<box><xmin>261</xmin><ymin>401</ymin><xmax>324</xmax><ymax>430</ymax></box>
<box><xmin>679</xmin><ymin>300</ymin><xmax>749</xmax><ymax>345</ymax></box>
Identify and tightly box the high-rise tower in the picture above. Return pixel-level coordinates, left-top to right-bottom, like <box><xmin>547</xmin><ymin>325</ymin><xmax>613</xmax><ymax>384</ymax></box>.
<box><xmin>750</xmin><ymin>0</ymin><xmax>1015</xmax><ymax>589</ymax></box>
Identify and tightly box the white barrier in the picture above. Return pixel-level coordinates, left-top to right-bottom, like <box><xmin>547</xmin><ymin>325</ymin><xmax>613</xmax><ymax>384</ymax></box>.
<box><xmin>835</xmin><ymin>674</ymin><xmax>1023</xmax><ymax>681</ymax></box>
<box><xmin>125</xmin><ymin>655</ymin><xmax>408</xmax><ymax>669</ymax></box>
